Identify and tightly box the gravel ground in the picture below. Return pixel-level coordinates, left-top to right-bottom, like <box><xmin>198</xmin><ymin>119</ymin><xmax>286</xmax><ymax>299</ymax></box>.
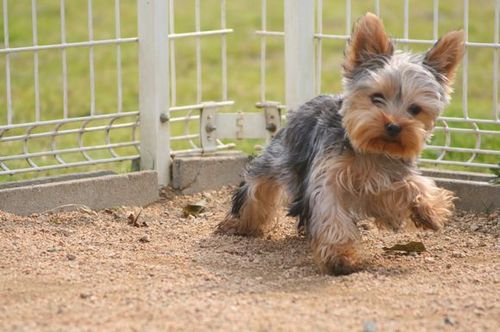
<box><xmin>0</xmin><ymin>186</ymin><xmax>499</xmax><ymax>331</ymax></box>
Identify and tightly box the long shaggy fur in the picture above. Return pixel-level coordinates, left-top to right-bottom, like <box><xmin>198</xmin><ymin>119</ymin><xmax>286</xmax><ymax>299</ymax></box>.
<box><xmin>216</xmin><ymin>13</ymin><xmax>464</xmax><ymax>275</ymax></box>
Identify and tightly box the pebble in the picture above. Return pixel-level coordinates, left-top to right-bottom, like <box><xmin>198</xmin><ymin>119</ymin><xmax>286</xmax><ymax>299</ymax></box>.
<box><xmin>451</xmin><ymin>251</ymin><xmax>465</xmax><ymax>258</ymax></box>
<box><xmin>66</xmin><ymin>254</ymin><xmax>76</xmax><ymax>261</ymax></box>
<box><xmin>444</xmin><ymin>315</ymin><xmax>455</xmax><ymax>325</ymax></box>
<box><xmin>424</xmin><ymin>257</ymin><xmax>435</xmax><ymax>263</ymax></box>
<box><xmin>139</xmin><ymin>235</ymin><xmax>151</xmax><ymax>243</ymax></box>
<box><xmin>80</xmin><ymin>292</ymin><xmax>92</xmax><ymax>299</ymax></box>
<box><xmin>470</xmin><ymin>224</ymin><xmax>480</xmax><ymax>231</ymax></box>
<box><xmin>363</xmin><ymin>320</ymin><xmax>377</xmax><ymax>332</ymax></box>
<box><xmin>60</xmin><ymin>229</ymin><xmax>73</xmax><ymax>237</ymax></box>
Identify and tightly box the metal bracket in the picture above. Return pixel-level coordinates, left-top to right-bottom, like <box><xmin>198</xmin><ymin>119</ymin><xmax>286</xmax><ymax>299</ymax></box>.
<box><xmin>257</xmin><ymin>102</ymin><xmax>282</xmax><ymax>140</ymax></box>
<box><xmin>200</xmin><ymin>102</ymin><xmax>218</xmax><ymax>153</ymax></box>
<box><xmin>198</xmin><ymin>102</ymin><xmax>284</xmax><ymax>149</ymax></box>
<box><xmin>235</xmin><ymin>111</ymin><xmax>245</xmax><ymax>140</ymax></box>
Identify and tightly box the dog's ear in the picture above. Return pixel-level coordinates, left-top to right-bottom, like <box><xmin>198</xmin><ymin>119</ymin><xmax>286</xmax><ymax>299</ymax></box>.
<box><xmin>343</xmin><ymin>12</ymin><xmax>394</xmax><ymax>74</ymax></box>
<box><xmin>423</xmin><ymin>30</ymin><xmax>465</xmax><ymax>83</ymax></box>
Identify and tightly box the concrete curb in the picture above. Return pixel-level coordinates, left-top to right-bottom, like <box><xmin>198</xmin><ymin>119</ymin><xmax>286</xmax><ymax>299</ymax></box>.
<box><xmin>421</xmin><ymin>168</ymin><xmax>499</xmax><ymax>212</ymax></box>
<box><xmin>172</xmin><ymin>152</ymin><xmax>249</xmax><ymax>194</ymax></box>
<box><xmin>420</xmin><ymin>168</ymin><xmax>496</xmax><ymax>183</ymax></box>
<box><xmin>0</xmin><ymin>171</ymin><xmax>116</xmax><ymax>190</ymax></box>
<box><xmin>432</xmin><ymin>177</ymin><xmax>499</xmax><ymax>212</ymax></box>
<box><xmin>0</xmin><ymin>171</ymin><xmax>159</xmax><ymax>216</ymax></box>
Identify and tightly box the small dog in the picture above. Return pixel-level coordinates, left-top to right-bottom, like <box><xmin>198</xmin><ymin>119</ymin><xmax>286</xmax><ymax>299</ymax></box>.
<box><xmin>216</xmin><ymin>13</ymin><xmax>464</xmax><ymax>275</ymax></box>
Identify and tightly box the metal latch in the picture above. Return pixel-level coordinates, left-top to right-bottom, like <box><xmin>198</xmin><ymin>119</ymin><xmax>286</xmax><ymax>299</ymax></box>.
<box><xmin>200</xmin><ymin>102</ymin><xmax>218</xmax><ymax>153</ymax></box>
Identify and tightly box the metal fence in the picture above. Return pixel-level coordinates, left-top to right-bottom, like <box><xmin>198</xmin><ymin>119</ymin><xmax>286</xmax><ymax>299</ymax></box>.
<box><xmin>1</xmin><ymin>0</ymin><xmax>499</xmax><ymax>187</ymax></box>
<box><xmin>0</xmin><ymin>0</ymin><xmax>140</xmax><ymax>178</ymax></box>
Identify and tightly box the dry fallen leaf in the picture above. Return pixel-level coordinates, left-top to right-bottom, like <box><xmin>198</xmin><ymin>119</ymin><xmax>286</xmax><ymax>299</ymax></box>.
<box><xmin>183</xmin><ymin>200</ymin><xmax>207</xmax><ymax>217</ymax></box>
<box><xmin>383</xmin><ymin>241</ymin><xmax>426</xmax><ymax>254</ymax></box>
<box><xmin>127</xmin><ymin>209</ymin><xmax>145</xmax><ymax>227</ymax></box>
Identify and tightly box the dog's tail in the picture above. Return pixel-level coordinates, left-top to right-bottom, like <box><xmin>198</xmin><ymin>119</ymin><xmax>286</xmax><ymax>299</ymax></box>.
<box><xmin>230</xmin><ymin>181</ymin><xmax>249</xmax><ymax>218</ymax></box>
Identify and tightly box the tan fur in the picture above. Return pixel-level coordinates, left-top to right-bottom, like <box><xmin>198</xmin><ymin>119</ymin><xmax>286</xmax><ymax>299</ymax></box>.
<box><xmin>342</xmin><ymin>92</ymin><xmax>427</xmax><ymax>160</ymax></box>
<box><xmin>311</xmin><ymin>239</ymin><xmax>360</xmax><ymax>275</ymax></box>
<box><xmin>216</xmin><ymin>178</ymin><xmax>282</xmax><ymax>236</ymax></box>
<box><xmin>424</xmin><ymin>30</ymin><xmax>465</xmax><ymax>84</ymax></box>
<box><xmin>307</xmin><ymin>153</ymin><xmax>455</xmax><ymax>274</ymax></box>
<box><xmin>344</xmin><ymin>12</ymin><xmax>394</xmax><ymax>74</ymax></box>
<box><xmin>409</xmin><ymin>176</ymin><xmax>456</xmax><ymax>230</ymax></box>
<box><xmin>413</xmin><ymin>107</ymin><xmax>437</xmax><ymax>131</ymax></box>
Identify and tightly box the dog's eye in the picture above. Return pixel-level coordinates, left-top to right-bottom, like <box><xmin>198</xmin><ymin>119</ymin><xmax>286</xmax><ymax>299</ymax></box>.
<box><xmin>408</xmin><ymin>104</ymin><xmax>422</xmax><ymax>116</ymax></box>
<box><xmin>370</xmin><ymin>93</ymin><xmax>385</xmax><ymax>106</ymax></box>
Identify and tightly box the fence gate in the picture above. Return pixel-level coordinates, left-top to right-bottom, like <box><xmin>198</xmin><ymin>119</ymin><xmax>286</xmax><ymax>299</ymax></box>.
<box><xmin>1</xmin><ymin>0</ymin><xmax>499</xmax><ymax>187</ymax></box>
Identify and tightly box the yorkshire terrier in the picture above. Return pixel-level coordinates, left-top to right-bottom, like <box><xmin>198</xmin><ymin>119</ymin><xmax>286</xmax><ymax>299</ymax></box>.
<box><xmin>216</xmin><ymin>13</ymin><xmax>464</xmax><ymax>275</ymax></box>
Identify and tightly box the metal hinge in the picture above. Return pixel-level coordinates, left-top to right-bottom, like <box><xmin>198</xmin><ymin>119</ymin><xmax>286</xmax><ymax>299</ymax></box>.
<box><xmin>199</xmin><ymin>101</ymin><xmax>284</xmax><ymax>148</ymax></box>
<box><xmin>257</xmin><ymin>102</ymin><xmax>282</xmax><ymax>140</ymax></box>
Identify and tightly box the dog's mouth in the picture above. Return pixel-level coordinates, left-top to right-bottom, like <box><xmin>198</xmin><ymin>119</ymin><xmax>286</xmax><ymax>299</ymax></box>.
<box><xmin>382</xmin><ymin>135</ymin><xmax>401</xmax><ymax>143</ymax></box>
<box><xmin>381</xmin><ymin>138</ymin><xmax>407</xmax><ymax>152</ymax></box>
<box><xmin>372</xmin><ymin>137</ymin><xmax>405</xmax><ymax>150</ymax></box>
<box><xmin>362</xmin><ymin>135</ymin><xmax>421</xmax><ymax>160</ymax></box>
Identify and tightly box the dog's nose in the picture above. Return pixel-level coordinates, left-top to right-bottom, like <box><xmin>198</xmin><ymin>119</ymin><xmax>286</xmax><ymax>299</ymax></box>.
<box><xmin>385</xmin><ymin>123</ymin><xmax>402</xmax><ymax>137</ymax></box>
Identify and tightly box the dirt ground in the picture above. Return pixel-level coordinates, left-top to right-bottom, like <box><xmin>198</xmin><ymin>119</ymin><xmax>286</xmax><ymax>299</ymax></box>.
<box><xmin>0</xmin><ymin>186</ymin><xmax>499</xmax><ymax>331</ymax></box>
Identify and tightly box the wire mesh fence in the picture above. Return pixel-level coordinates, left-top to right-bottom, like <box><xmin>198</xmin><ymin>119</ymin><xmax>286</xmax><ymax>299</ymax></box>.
<box><xmin>0</xmin><ymin>0</ymin><xmax>139</xmax><ymax>178</ymax></box>
<box><xmin>167</xmin><ymin>0</ymin><xmax>235</xmax><ymax>155</ymax></box>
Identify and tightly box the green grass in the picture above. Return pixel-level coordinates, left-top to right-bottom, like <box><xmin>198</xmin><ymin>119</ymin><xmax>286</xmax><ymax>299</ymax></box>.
<box><xmin>0</xmin><ymin>0</ymin><xmax>498</xmax><ymax>182</ymax></box>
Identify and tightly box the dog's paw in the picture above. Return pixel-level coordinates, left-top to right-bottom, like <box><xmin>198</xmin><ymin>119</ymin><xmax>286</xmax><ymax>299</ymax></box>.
<box><xmin>313</xmin><ymin>242</ymin><xmax>362</xmax><ymax>276</ymax></box>
<box><xmin>214</xmin><ymin>216</ymin><xmax>266</xmax><ymax>237</ymax></box>
<box><xmin>320</xmin><ymin>255</ymin><xmax>362</xmax><ymax>276</ymax></box>
<box><xmin>411</xmin><ymin>209</ymin><xmax>442</xmax><ymax>230</ymax></box>
<box><xmin>214</xmin><ymin>216</ymin><xmax>241</xmax><ymax>235</ymax></box>
<box><xmin>411</xmin><ymin>188</ymin><xmax>455</xmax><ymax>231</ymax></box>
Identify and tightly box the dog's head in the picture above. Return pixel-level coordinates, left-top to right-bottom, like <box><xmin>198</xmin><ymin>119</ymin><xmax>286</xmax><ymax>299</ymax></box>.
<box><xmin>340</xmin><ymin>13</ymin><xmax>464</xmax><ymax>160</ymax></box>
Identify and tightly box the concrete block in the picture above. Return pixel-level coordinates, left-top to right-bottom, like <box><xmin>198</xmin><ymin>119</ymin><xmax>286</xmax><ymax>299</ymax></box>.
<box><xmin>433</xmin><ymin>177</ymin><xmax>499</xmax><ymax>212</ymax></box>
<box><xmin>172</xmin><ymin>152</ymin><xmax>249</xmax><ymax>194</ymax></box>
<box><xmin>421</xmin><ymin>168</ymin><xmax>499</xmax><ymax>212</ymax></box>
<box><xmin>0</xmin><ymin>171</ymin><xmax>159</xmax><ymax>216</ymax></box>
<box><xmin>421</xmin><ymin>168</ymin><xmax>495</xmax><ymax>183</ymax></box>
<box><xmin>0</xmin><ymin>170</ymin><xmax>115</xmax><ymax>190</ymax></box>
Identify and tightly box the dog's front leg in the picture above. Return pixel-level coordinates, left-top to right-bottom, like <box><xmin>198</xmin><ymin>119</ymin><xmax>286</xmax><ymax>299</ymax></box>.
<box><xmin>307</xmin><ymin>188</ymin><xmax>361</xmax><ymax>275</ymax></box>
<box><xmin>408</xmin><ymin>175</ymin><xmax>455</xmax><ymax>230</ymax></box>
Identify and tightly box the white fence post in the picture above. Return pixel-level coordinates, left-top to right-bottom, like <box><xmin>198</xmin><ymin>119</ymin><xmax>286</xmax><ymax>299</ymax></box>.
<box><xmin>284</xmin><ymin>0</ymin><xmax>315</xmax><ymax>111</ymax></box>
<box><xmin>138</xmin><ymin>0</ymin><xmax>170</xmax><ymax>186</ymax></box>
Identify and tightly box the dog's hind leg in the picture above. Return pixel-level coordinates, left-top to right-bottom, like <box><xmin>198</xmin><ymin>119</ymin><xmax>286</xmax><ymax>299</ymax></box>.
<box><xmin>216</xmin><ymin>176</ymin><xmax>283</xmax><ymax>237</ymax></box>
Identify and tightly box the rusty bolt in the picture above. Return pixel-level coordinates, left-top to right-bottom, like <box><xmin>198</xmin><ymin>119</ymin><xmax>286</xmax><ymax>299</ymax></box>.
<box><xmin>205</xmin><ymin>124</ymin><xmax>217</xmax><ymax>133</ymax></box>
<box><xmin>266</xmin><ymin>123</ymin><xmax>277</xmax><ymax>132</ymax></box>
<box><xmin>159</xmin><ymin>112</ymin><xmax>170</xmax><ymax>123</ymax></box>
